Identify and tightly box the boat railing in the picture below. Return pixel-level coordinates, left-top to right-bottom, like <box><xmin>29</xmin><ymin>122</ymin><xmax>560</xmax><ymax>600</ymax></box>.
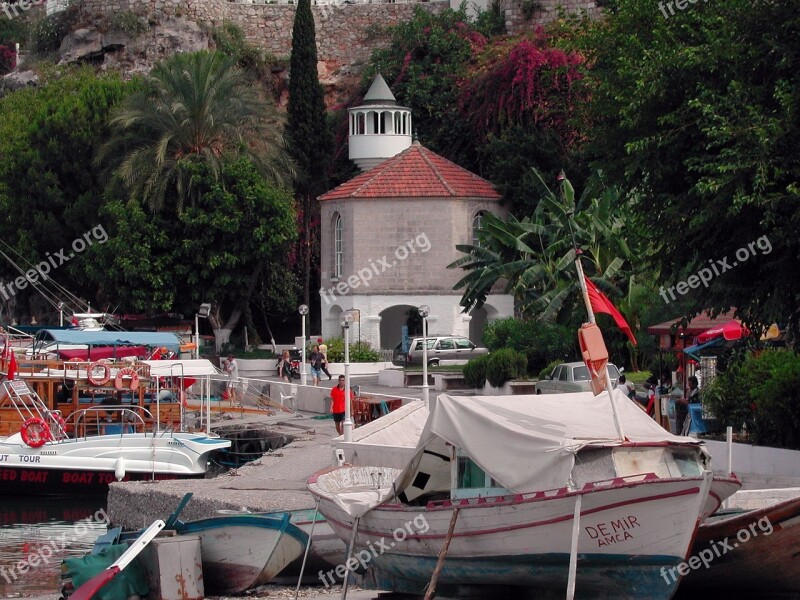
<box><xmin>0</xmin><ymin>355</ymin><xmax>152</xmax><ymax>383</ymax></box>
<box><xmin>424</xmin><ymin>472</ymin><xmax>661</xmax><ymax>509</ymax></box>
<box><xmin>1</xmin><ymin>379</ymin><xmax>69</xmax><ymax>440</ymax></box>
<box><xmin>67</xmin><ymin>405</ymin><xmax>154</xmax><ymax>440</ymax></box>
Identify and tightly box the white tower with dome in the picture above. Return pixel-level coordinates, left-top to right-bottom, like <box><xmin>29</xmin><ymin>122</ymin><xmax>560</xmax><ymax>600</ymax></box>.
<box><xmin>348</xmin><ymin>74</ymin><xmax>413</xmax><ymax>172</ymax></box>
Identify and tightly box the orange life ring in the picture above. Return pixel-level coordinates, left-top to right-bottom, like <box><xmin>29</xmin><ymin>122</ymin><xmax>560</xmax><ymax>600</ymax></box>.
<box><xmin>114</xmin><ymin>367</ymin><xmax>139</xmax><ymax>391</ymax></box>
<box><xmin>21</xmin><ymin>417</ymin><xmax>51</xmax><ymax>448</ymax></box>
<box><xmin>87</xmin><ymin>362</ymin><xmax>111</xmax><ymax>386</ymax></box>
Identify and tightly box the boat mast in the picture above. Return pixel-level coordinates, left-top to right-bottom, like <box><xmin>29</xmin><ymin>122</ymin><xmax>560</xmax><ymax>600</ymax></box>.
<box><xmin>561</xmin><ymin>173</ymin><xmax>625</xmax><ymax>441</ymax></box>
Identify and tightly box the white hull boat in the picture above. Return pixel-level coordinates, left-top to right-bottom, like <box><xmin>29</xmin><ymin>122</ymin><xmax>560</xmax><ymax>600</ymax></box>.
<box><xmin>312</xmin><ymin>466</ymin><xmax>713</xmax><ymax>597</ymax></box>
<box><xmin>309</xmin><ymin>392</ymin><xmax>741</xmax><ymax>598</ymax></box>
<box><xmin>0</xmin><ymin>379</ymin><xmax>230</xmax><ymax>494</ymax></box>
<box><xmin>174</xmin><ymin>514</ymin><xmax>308</xmax><ymax>594</ymax></box>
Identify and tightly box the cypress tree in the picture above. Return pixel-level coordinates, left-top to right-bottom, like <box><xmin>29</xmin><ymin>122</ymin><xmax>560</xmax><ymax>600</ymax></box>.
<box><xmin>287</xmin><ymin>0</ymin><xmax>331</xmax><ymax>319</ymax></box>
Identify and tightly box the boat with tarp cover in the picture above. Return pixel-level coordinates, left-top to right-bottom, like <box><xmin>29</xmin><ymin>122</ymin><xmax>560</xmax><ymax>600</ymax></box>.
<box><xmin>309</xmin><ymin>391</ymin><xmax>741</xmax><ymax>598</ymax></box>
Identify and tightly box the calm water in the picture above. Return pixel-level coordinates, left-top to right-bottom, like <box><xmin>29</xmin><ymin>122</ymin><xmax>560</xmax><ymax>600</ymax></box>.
<box><xmin>0</xmin><ymin>496</ymin><xmax>108</xmax><ymax>597</ymax></box>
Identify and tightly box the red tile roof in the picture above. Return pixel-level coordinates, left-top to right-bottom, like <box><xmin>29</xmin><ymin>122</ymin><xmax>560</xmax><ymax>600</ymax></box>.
<box><xmin>319</xmin><ymin>142</ymin><xmax>501</xmax><ymax>201</ymax></box>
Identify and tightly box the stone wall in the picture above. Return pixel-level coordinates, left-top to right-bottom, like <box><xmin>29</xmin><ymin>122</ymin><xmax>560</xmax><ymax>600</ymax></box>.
<box><xmin>504</xmin><ymin>0</ymin><xmax>600</xmax><ymax>33</ymax></box>
<box><xmin>69</xmin><ymin>0</ymin><xmax>447</xmax><ymax>64</ymax></box>
<box><xmin>230</xmin><ymin>2</ymin><xmax>447</xmax><ymax>65</ymax></box>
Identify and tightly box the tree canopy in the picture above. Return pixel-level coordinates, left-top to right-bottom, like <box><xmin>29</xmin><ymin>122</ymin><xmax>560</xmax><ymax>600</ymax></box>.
<box><xmin>581</xmin><ymin>0</ymin><xmax>800</xmax><ymax>335</ymax></box>
<box><xmin>98</xmin><ymin>50</ymin><xmax>291</xmax><ymax>214</ymax></box>
<box><xmin>0</xmin><ymin>68</ymin><xmax>136</xmax><ymax>319</ymax></box>
<box><xmin>88</xmin><ymin>158</ymin><xmax>298</xmax><ymax>341</ymax></box>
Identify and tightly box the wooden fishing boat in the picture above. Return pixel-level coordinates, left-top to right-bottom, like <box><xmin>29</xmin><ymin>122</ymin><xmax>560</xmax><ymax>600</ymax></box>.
<box><xmin>258</xmin><ymin>507</ymin><xmax>346</xmax><ymax>573</ymax></box>
<box><xmin>173</xmin><ymin>514</ymin><xmax>308</xmax><ymax>594</ymax></box>
<box><xmin>309</xmin><ymin>392</ymin><xmax>741</xmax><ymax>598</ymax></box>
<box><xmin>682</xmin><ymin>493</ymin><xmax>800</xmax><ymax>593</ymax></box>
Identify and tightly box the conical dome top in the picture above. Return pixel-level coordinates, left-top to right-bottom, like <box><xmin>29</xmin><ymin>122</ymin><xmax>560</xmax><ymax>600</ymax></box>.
<box><xmin>362</xmin><ymin>74</ymin><xmax>397</xmax><ymax>106</ymax></box>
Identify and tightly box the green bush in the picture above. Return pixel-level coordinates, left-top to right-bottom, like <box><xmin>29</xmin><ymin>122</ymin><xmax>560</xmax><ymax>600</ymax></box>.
<box><xmin>321</xmin><ymin>338</ymin><xmax>380</xmax><ymax>363</ymax></box>
<box><xmin>704</xmin><ymin>349</ymin><xmax>800</xmax><ymax>449</ymax></box>
<box><xmin>474</xmin><ymin>0</ymin><xmax>506</xmax><ymax>37</ymax></box>
<box><xmin>349</xmin><ymin>341</ymin><xmax>381</xmax><ymax>363</ymax></box>
<box><xmin>486</xmin><ymin>348</ymin><xmax>527</xmax><ymax>388</ymax></box>
<box><xmin>211</xmin><ymin>21</ymin><xmax>281</xmax><ymax>84</ymax></box>
<box><xmin>108</xmin><ymin>12</ymin><xmax>148</xmax><ymax>37</ymax></box>
<box><xmin>463</xmin><ymin>353</ymin><xmax>490</xmax><ymax>388</ymax></box>
<box><xmin>0</xmin><ymin>13</ymin><xmax>29</xmax><ymax>46</ymax></box>
<box><xmin>31</xmin><ymin>13</ymin><xmax>71</xmax><ymax>55</ymax></box>
<box><xmin>483</xmin><ymin>317</ymin><xmax>574</xmax><ymax>375</ymax></box>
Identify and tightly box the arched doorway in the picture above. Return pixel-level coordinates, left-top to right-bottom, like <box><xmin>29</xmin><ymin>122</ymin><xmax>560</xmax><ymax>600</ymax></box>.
<box><xmin>379</xmin><ymin>304</ymin><xmax>422</xmax><ymax>350</ymax></box>
<box><xmin>323</xmin><ymin>304</ymin><xmax>344</xmax><ymax>340</ymax></box>
<box><xmin>469</xmin><ymin>303</ymin><xmax>501</xmax><ymax>345</ymax></box>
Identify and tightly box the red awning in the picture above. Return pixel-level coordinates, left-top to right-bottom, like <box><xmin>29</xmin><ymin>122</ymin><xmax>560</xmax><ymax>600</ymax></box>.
<box><xmin>58</xmin><ymin>346</ymin><xmax>148</xmax><ymax>361</ymax></box>
<box><xmin>696</xmin><ymin>319</ymin><xmax>749</xmax><ymax>344</ymax></box>
<box><xmin>646</xmin><ymin>310</ymin><xmax>737</xmax><ymax>337</ymax></box>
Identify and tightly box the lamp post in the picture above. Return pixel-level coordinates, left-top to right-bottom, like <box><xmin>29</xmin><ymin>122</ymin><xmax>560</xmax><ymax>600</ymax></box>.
<box><xmin>342</xmin><ymin>310</ymin><xmax>355</xmax><ymax>442</ymax></box>
<box><xmin>299</xmin><ymin>304</ymin><xmax>309</xmax><ymax>386</ymax></box>
<box><xmin>418</xmin><ymin>305</ymin><xmax>430</xmax><ymax>407</ymax></box>
<box><xmin>195</xmin><ymin>303</ymin><xmax>211</xmax><ymax>360</ymax></box>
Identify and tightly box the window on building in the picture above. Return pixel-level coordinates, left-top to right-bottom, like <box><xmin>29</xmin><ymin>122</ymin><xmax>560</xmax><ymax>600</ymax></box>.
<box><xmin>334</xmin><ymin>214</ymin><xmax>343</xmax><ymax>279</ymax></box>
<box><xmin>472</xmin><ymin>211</ymin><xmax>487</xmax><ymax>247</ymax></box>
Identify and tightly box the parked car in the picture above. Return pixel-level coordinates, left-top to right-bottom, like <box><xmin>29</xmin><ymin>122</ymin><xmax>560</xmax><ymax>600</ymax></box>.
<box><xmin>405</xmin><ymin>335</ymin><xmax>488</xmax><ymax>367</ymax></box>
<box><xmin>535</xmin><ymin>361</ymin><xmax>621</xmax><ymax>394</ymax></box>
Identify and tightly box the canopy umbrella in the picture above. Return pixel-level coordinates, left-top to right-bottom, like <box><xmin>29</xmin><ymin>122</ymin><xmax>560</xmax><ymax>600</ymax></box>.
<box><xmin>682</xmin><ymin>338</ymin><xmax>724</xmax><ymax>361</ymax></box>
<box><xmin>696</xmin><ymin>319</ymin><xmax>749</xmax><ymax>344</ymax></box>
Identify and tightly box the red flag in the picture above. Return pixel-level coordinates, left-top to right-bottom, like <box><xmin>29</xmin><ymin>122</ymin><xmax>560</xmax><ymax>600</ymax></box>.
<box><xmin>7</xmin><ymin>351</ymin><xmax>17</xmax><ymax>381</ymax></box>
<box><xmin>584</xmin><ymin>277</ymin><xmax>637</xmax><ymax>346</ymax></box>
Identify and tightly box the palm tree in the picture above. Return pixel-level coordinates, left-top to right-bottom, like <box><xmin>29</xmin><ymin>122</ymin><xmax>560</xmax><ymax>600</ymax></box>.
<box><xmin>449</xmin><ymin>170</ymin><xmax>633</xmax><ymax>324</ymax></box>
<box><xmin>97</xmin><ymin>50</ymin><xmax>292</xmax><ymax>213</ymax></box>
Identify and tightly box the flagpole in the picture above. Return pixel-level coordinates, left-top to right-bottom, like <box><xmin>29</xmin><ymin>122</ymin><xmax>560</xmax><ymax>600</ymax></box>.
<box><xmin>562</xmin><ymin>174</ymin><xmax>625</xmax><ymax>441</ymax></box>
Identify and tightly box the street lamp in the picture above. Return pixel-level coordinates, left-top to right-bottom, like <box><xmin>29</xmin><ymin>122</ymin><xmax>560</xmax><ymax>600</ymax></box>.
<box><xmin>195</xmin><ymin>303</ymin><xmax>211</xmax><ymax>359</ymax></box>
<box><xmin>342</xmin><ymin>310</ymin><xmax>355</xmax><ymax>442</ymax></box>
<box><xmin>299</xmin><ymin>304</ymin><xmax>309</xmax><ymax>386</ymax></box>
<box><xmin>418</xmin><ymin>305</ymin><xmax>430</xmax><ymax>407</ymax></box>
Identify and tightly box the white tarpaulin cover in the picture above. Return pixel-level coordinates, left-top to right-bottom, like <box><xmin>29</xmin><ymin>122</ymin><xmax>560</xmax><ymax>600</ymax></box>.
<box><xmin>336</xmin><ymin>400</ymin><xmax>428</xmax><ymax>448</ymax></box>
<box><xmin>319</xmin><ymin>390</ymin><xmax>701</xmax><ymax>517</ymax></box>
<box><xmin>143</xmin><ymin>359</ymin><xmax>220</xmax><ymax>377</ymax></box>
<box><xmin>399</xmin><ymin>391</ymin><xmax>700</xmax><ymax>496</ymax></box>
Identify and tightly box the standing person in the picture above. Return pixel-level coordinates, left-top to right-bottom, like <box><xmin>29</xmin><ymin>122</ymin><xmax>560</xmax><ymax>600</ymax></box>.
<box><xmin>615</xmin><ymin>374</ymin><xmax>634</xmax><ymax>399</ymax></box>
<box><xmin>676</xmin><ymin>375</ymin><xmax>701</xmax><ymax>434</ymax></box>
<box><xmin>330</xmin><ymin>375</ymin><xmax>354</xmax><ymax>436</ymax></box>
<box><xmin>317</xmin><ymin>337</ymin><xmax>332</xmax><ymax>380</ymax></box>
<box><xmin>308</xmin><ymin>344</ymin><xmax>324</xmax><ymax>386</ymax></box>
<box><xmin>223</xmin><ymin>354</ymin><xmax>239</xmax><ymax>404</ymax></box>
<box><xmin>278</xmin><ymin>349</ymin><xmax>293</xmax><ymax>383</ymax></box>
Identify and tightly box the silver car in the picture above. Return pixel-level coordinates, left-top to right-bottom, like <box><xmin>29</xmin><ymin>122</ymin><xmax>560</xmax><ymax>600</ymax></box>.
<box><xmin>406</xmin><ymin>335</ymin><xmax>488</xmax><ymax>367</ymax></box>
<box><xmin>535</xmin><ymin>361</ymin><xmax>621</xmax><ymax>394</ymax></box>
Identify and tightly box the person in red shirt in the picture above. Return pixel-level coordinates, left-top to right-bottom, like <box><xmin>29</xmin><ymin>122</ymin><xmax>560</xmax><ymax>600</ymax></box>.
<box><xmin>330</xmin><ymin>375</ymin><xmax>354</xmax><ymax>436</ymax></box>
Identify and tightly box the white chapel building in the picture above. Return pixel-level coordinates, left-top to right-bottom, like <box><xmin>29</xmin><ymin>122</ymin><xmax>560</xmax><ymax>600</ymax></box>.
<box><xmin>318</xmin><ymin>75</ymin><xmax>514</xmax><ymax>351</ymax></box>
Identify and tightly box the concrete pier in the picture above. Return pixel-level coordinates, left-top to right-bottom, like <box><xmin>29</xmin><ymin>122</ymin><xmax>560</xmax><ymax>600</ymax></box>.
<box><xmin>108</xmin><ymin>414</ymin><xmax>338</xmax><ymax>529</ymax></box>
